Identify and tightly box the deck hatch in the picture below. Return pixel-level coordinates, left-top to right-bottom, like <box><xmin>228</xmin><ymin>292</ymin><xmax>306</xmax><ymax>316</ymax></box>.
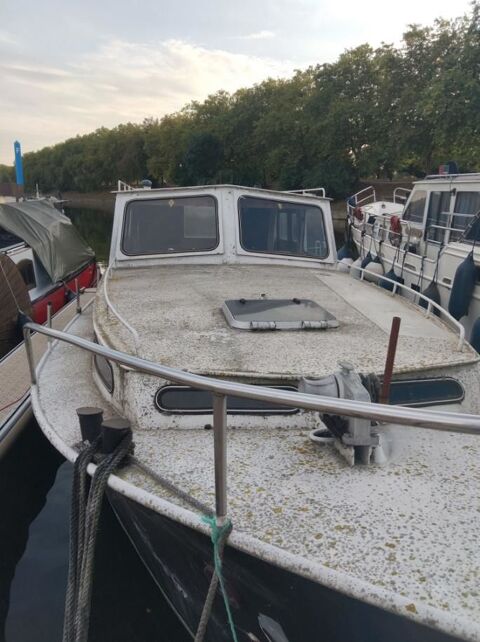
<box><xmin>222</xmin><ymin>298</ymin><xmax>339</xmax><ymax>330</ymax></box>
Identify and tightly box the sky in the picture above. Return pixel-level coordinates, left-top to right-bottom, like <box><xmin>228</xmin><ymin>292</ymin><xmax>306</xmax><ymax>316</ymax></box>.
<box><xmin>0</xmin><ymin>0</ymin><xmax>473</xmax><ymax>164</ymax></box>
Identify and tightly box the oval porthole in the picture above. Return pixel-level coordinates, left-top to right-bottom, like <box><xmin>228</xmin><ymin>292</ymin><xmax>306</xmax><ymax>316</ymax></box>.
<box><xmin>93</xmin><ymin>352</ymin><xmax>114</xmax><ymax>393</ymax></box>
<box><xmin>155</xmin><ymin>385</ymin><xmax>299</xmax><ymax>415</ymax></box>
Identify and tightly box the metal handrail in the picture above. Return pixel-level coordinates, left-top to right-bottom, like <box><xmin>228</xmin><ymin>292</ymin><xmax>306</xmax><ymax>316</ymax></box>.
<box><xmin>393</xmin><ymin>187</ymin><xmax>411</xmax><ymax>203</ymax></box>
<box><xmin>285</xmin><ymin>187</ymin><xmax>326</xmax><ymax>198</ymax></box>
<box><xmin>102</xmin><ymin>265</ymin><xmax>139</xmax><ymax>349</ymax></box>
<box><xmin>348</xmin><ymin>186</ymin><xmax>376</xmax><ymax>210</ymax></box>
<box><xmin>24</xmin><ymin>322</ymin><xmax>479</xmax><ymax>432</ymax></box>
<box><xmin>24</xmin><ymin>321</ymin><xmax>480</xmax><ymax>521</ymax></box>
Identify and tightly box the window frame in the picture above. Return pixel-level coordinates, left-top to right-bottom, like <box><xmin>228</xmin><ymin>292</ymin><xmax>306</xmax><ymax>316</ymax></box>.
<box><xmin>155</xmin><ymin>384</ymin><xmax>299</xmax><ymax>415</ymax></box>
<box><xmin>402</xmin><ymin>189</ymin><xmax>428</xmax><ymax>226</ymax></box>
<box><xmin>237</xmin><ymin>195</ymin><xmax>329</xmax><ymax>261</ymax></box>
<box><xmin>120</xmin><ymin>194</ymin><xmax>220</xmax><ymax>257</ymax></box>
<box><xmin>389</xmin><ymin>377</ymin><xmax>464</xmax><ymax>408</ymax></box>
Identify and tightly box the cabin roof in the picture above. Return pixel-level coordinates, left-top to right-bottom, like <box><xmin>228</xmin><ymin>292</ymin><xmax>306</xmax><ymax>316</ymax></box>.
<box><xmin>94</xmin><ymin>264</ymin><xmax>477</xmax><ymax>378</ymax></box>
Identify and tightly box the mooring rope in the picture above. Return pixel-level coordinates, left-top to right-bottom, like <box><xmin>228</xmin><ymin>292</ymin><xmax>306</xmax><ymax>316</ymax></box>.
<box><xmin>63</xmin><ymin>433</ymin><xmax>132</xmax><ymax>642</ymax></box>
<box><xmin>194</xmin><ymin>516</ymin><xmax>237</xmax><ymax>642</ymax></box>
<box><xmin>131</xmin><ymin>456</ymin><xmax>213</xmax><ymax>516</ymax></box>
<box><xmin>64</xmin><ymin>432</ymin><xmax>237</xmax><ymax>641</ymax></box>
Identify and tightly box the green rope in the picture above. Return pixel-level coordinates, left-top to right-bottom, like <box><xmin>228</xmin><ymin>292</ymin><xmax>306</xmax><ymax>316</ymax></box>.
<box><xmin>201</xmin><ymin>515</ymin><xmax>239</xmax><ymax>642</ymax></box>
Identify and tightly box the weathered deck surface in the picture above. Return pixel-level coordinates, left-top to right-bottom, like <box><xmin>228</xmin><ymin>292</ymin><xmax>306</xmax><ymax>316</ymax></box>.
<box><xmin>0</xmin><ymin>289</ymin><xmax>96</xmax><ymax>426</ymax></box>
<box><xmin>33</xmin><ymin>306</ymin><xmax>480</xmax><ymax>641</ymax></box>
<box><xmin>95</xmin><ymin>265</ymin><xmax>477</xmax><ymax>379</ymax></box>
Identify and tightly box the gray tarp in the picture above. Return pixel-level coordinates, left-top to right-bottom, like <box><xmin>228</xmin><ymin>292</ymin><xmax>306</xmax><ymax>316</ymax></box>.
<box><xmin>0</xmin><ymin>200</ymin><xmax>94</xmax><ymax>282</ymax></box>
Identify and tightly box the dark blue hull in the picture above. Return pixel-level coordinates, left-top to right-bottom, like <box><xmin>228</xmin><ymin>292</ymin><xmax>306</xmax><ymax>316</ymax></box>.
<box><xmin>109</xmin><ymin>492</ymin><xmax>461</xmax><ymax>642</ymax></box>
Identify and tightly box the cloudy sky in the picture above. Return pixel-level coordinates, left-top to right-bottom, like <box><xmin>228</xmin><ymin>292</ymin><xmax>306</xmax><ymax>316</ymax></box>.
<box><xmin>0</xmin><ymin>0</ymin><xmax>472</xmax><ymax>164</ymax></box>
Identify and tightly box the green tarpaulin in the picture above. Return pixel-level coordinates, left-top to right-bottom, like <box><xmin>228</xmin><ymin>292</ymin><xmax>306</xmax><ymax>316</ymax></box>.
<box><xmin>0</xmin><ymin>199</ymin><xmax>94</xmax><ymax>282</ymax></box>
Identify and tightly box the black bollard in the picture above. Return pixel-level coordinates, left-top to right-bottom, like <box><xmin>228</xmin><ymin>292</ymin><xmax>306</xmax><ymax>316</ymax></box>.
<box><xmin>76</xmin><ymin>407</ymin><xmax>104</xmax><ymax>443</ymax></box>
<box><xmin>101</xmin><ymin>416</ymin><xmax>132</xmax><ymax>454</ymax></box>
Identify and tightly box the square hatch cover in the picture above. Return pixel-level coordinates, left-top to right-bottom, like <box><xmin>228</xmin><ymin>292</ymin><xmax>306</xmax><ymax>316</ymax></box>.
<box><xmin>222</xmin><ymin>298</ymin><xmax>339</xmax><ymax>330</ymax></box>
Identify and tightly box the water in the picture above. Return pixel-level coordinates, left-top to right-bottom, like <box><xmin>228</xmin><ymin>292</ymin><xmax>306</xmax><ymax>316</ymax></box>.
<box><xmin>65</xmin><ymin>207</ymin><xmax>114</xmax><ymax>264</ymax></box>
<box><xmin>0</xmin><ymin>206</ymin><xmax>189</xmax><ymax>642</ymax></box>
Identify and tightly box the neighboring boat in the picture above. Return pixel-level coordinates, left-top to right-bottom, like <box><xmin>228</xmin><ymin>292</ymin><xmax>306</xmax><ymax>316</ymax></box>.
<box><xmin>0</xmin><ymin>198</ymin><xmax>96</xmax><ymax>356</ymax></box>
<box><xmin>345</xmin><ymin>170</ymin><xmax>480</xmax><ymax>344</ymax></box>
<box><xmin>28</xmin><ymin>183</ymin><xmax>480</xmax><ymax>641</ymax></box>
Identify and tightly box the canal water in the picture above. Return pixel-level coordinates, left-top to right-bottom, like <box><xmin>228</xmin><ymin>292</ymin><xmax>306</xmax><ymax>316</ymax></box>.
<box><xmin>0</xmin><ymin>207</ymin><xmax>189</xmax><ymax>642</ymax></box>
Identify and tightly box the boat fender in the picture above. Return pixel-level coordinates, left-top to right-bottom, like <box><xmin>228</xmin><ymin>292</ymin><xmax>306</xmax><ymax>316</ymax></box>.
<box><xmin>350</xmin><ymin>257</ymin><xmax>363</xmax><ymax>279</ymax></box>
<box><xmin>448</xmin><ymin>252</ymin><xmax>476</xmax><ymax>320</ymax></box>
<box><xmin>469</xmin><ymin>317</ymin><xmax>480</xmax><ymax>353</ymax></box>
<box><xmin>419</xmin><ymin>281</ymin><xmax>441</xmax><ymax>315</ymax></box>
<box><xmin>361</xmin><ymin>251</ymin><xmax>373</xmax><ymax>269</ymax></box>
<box><xmin>364</xmin><ymin>259</ymin><xmax>384</xmax><ymax>283</ymax></box>
<box><xmin>353</xmin><ymin>206</ymin><xmax>363</xmax><ymax>222</ymax></box>
<box><xmin>337</xmin><ymin>257</ymin><xmax>353</xmax><ymax>272</ymax></box>
<box><xmin>337</xmin><ymin>244</ymin><xmax>352</xmax><ymax>260</ymax></box>
<box><xmin>380</xmin><ymin>268</ymin><xmax>402</xmax><ymax>291</ymax></box>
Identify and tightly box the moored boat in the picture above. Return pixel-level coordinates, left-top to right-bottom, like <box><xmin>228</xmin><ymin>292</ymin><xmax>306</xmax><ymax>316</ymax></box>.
<box><xmin>27</xmin><ymin>183</ymin><xmax>480</xmax><ymax>641</ymax></box>
<box><xmin>345</xmin><ymin>169</ymin><xmax>480</xmax><ymax>346</ymax></box>
<box><xmin>0</xmin><ymin>198</ymin><xmax>96</xmax><ymax>356</ymax></box>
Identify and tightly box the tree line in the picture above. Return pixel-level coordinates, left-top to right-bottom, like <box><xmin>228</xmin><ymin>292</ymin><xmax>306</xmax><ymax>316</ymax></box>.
<box><xmin>2</xmin><ymin>4</ymin><xmax>480</xmax><ymax>199</ymax></box>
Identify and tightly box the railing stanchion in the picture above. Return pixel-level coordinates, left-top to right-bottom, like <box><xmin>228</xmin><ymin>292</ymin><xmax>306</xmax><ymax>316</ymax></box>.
<box><xmin>75</xmin><ymin>278</ymin><xmax>81</xmax><ymax>314</ymax></box>
<box><xmin>23</xmin><ymin>327</ymin><xmax>37</xmax><ymax>385</ymax></box>
<box><xmin>46</xmin><ymin>302</ymin><xmax>53</xmax><ymax>344</ymax></box>
<box><xmin>213</xmin><ymin>393</ymin><xmax>228</xmax><ymax>523</ymax></box>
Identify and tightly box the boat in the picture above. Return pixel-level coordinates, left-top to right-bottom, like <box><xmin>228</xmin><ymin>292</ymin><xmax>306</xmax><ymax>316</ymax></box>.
<box><xmin>344</xmin><ymin>168</ymin><xmax>480</xmax><ymax>345</ymax></box>
<box><xmin>27</xmin><ymin>182</ymin><xmax>480</xmax><ymax>641</ymax></box>
<box><xmin>0</xmin><ymin>197</ymin><xmax>97</xmax><ymax>357</ymax></box>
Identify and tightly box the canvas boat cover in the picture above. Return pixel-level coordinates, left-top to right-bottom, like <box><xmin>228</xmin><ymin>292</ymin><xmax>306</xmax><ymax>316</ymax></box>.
<box><xmin>0</xmin><ymin>200</ymin><xmax>94</xmax><ymax>282</ymax></box>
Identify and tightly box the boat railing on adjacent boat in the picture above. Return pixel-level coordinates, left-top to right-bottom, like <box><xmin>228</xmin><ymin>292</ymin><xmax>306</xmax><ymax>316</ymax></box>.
<box><xmin>347</xmin><ymin>186</ymin><xmax>411</xmax><ymax>218</ymax></box>
<box><xmin>22</xmin><ymin>320</ymin><xmax>480</xmax><ymax>522</ymax></box>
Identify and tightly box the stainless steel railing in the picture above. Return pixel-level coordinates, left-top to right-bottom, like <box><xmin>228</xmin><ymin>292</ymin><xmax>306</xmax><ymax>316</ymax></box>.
<box><xmin>23</xmin><ymin>322</ymin><xmax>480</xmax><ymax>520</ymax></box>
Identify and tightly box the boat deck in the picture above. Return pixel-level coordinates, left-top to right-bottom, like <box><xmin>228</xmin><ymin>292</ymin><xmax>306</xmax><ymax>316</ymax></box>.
<box><xmin>0</xmin><ymin>289</ymin><xmax>96</xmax><ymax>428</ymax></box>
<box><xmin>33</xmin><ymin>305</ymin><xmax>480</xmax><ymax>641</ymax></box>
<box><xmin>95</xmin><ymin>265</ymin><xmax>477</xmax><ymax>378</ymax></box>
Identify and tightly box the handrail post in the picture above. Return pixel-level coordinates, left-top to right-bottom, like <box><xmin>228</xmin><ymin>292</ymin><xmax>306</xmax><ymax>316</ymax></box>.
<box><xmin>212</xmin><ymin>393</ymin><xmax>227</xmax><ymax>523</ymax></box>
<box><xmin>46</xmin><ymin>301</ymin><xmax>53</xmax><ymax>345</ymax></box>
<box><xmin>75</xmin><ymin>278</ymin><xmax>81</xmax><ymax>314</ymax></box>
<box><xmin>23</xmin><ymin>326</ymin><xmax>37</xmax><ymax>385</ymax></box>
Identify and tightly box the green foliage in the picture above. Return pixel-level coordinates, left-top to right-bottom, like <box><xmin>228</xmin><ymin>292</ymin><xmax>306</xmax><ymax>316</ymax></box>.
<box><xmin>20</xmin><ymin>3</ymin><xmax>480</xmax><ymax>198</ymax></box>
<box><xmin>0</xmin><ymin>164</ymin><xmax>14</xmax><ymax>183</ymax></box>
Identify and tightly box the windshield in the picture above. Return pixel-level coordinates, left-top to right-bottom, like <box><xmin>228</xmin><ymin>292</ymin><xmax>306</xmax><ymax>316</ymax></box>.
<box><xmin>239</xmin><ymin>196</ymin><xmax>328</xmax><ymax>259</ymax></box>
<box><xmin>122</xmin><ymin>196</ymin><xmax>218</xmax><ymax>255</ymax></box>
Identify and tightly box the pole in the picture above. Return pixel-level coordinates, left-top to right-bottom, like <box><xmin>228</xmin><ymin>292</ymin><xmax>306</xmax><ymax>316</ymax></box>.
<box><xmin>380</xmin><ymin>316</ymin><xmax>401</xmax><ymax>404</ymax></box>
<box><xmin>212</xmin><ymin>394</ymin><xmax>227</xmax><ymax>523</ymax></box>
<box><xmin>75</xmin><ymin>278</ymin><xmax>81</xmax><ymax>314</ymax></box>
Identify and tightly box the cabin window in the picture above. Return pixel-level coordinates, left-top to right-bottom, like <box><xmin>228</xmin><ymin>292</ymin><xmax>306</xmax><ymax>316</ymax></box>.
<box><xmin>389</xmin><ymin>377</ymin><xmax>464</xmax><ymax>407</ymax></box>
<box><xmin>425</xmin><ymin>191</ymin><xmax>451</xmax><ymax>242</ymax></box>
<box><xmin>238</xmin><ymin>197</ymin><xmax>328</xmax><ymax>259</ymax></box>
<box><xmin>403</xmin><ymin>190</ymin><xmax>427</xmax><ymax>224</ymax></box>
<box><xmin>450</xmin><ymin>191</ymin><xmax>480</xmax><ymax>240</ymax></box>
<box><xmin>155</xmin><ymin>385</ymin><xmax>299</xmax><ymax>414</ymax></box>
<box><xmin>122</xmin><ymin>196</ymin><xmax>218</xmax><ymax>255</ymax></box>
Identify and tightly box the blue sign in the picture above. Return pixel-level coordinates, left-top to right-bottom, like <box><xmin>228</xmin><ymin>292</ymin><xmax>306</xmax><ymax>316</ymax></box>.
<box><xmin>14</xmin><ymin>140</ymin><xmax>24</xmax><ymax>186</ymax></box>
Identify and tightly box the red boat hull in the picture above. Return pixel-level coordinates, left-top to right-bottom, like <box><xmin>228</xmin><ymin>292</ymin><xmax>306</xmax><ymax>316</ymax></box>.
<box><xmin>31</xmin><ymin>260</ymin><xmax>97</xmax><ymax>324</ymax></box>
